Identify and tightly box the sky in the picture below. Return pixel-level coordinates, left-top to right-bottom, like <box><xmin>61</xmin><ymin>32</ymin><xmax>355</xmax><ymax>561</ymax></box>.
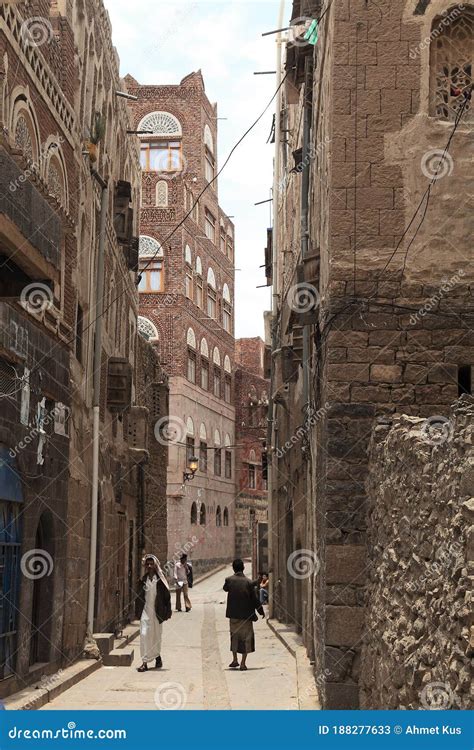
<box><xmin>106</xmin><ymin>0</ymin><xmax>291</xmax><ymax>340</ymax></box>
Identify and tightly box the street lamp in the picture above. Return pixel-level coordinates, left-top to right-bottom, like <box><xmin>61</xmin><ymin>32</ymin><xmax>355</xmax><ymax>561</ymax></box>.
<box><xmin>183</xmin><ymin>456</ymin><xmax>199</xmax><ymax>484</ymax></box>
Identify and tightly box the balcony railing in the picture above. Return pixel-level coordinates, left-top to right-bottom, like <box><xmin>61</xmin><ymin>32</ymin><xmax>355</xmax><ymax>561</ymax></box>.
<box><xmin>0</xmin><ymin>147</ymin><xmax>62</xmax><ymax>269</ymax></box>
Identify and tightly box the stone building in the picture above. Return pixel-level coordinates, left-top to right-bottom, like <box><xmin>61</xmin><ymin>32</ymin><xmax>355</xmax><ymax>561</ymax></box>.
<box><xmin>0</xmin><ymin>0</ymin><xmax>168</xmax><ymax>698</ymax></box>
<box><xmin>267</xmin><ymin>0</ymin><xmax>473</xmax><ymax>708</ymax></box>
<box><xmin>126</xmin><ymin>72</ymin><xmax>236</xmax><ymax>576</ymax></box>
<box><xmin>234</xmin><ymin>338</ymin><xmax>269</xmax><ymax>570</ymax></box>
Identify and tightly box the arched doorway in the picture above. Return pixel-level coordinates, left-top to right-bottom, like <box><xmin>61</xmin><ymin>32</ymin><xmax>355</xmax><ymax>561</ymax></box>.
<box><xmin>29</xmin><ymin>512</ymin><xmax>55</xmax><ymax>665</ymax></box>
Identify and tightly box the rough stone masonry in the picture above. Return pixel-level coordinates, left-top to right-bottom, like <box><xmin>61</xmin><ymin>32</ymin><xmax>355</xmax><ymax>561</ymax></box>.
<box><xmin>360</xmin><ymin>396</ymin><xmax>473</xmax><ymax>709</ymax></box>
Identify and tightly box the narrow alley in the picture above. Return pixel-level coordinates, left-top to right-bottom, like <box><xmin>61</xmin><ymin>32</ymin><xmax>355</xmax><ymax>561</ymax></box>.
<box><xmin>41</xmin><ymin>567</ymin><xmax>311</xmax><ymax>711</ymax></box>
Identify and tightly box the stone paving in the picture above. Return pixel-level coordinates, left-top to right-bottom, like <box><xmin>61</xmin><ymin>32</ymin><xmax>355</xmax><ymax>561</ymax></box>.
<box><xmin>42</xmin><ymin>566</ymin><xmax>301</xmax><ymax>710</ymax></box>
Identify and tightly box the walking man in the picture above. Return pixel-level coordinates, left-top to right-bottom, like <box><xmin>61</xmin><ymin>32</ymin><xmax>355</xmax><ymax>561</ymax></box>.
<box><xmin>174</xmin><ymin>553</ymin><xmax>193</xmax><ymax>612</ymax></box>
<box><xmin>135</xmin><ymin>555</ymin><xmax>171</xmax><ymax>672</ymax></box>
<box><xmin>223</xmin><ymin>558</ymin><xmax>265</xmax><ymax>671</ymax></box>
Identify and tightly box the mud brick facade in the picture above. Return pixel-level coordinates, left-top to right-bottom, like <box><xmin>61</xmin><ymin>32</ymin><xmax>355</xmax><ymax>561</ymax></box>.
<box><xmin>0</xmin><ymin>0</ymin><xmax>168</xmax><ymax>697</ymax></box>
<box><xmin>268</xmin><ymin>0</ymin><xmax>473</xmax><ymax>708</ymax></box>
<box><xmin>126</xmin><ymin>72</ymin><xmax>236</xmax><ymax>576</ymax></box>
<box><xmin>234</xmin><ymin>338</ymin><xmax>269</xmax><ymax>566</ymax></box>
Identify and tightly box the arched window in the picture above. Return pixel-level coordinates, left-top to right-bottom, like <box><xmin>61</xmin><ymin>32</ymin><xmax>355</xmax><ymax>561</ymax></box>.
<box><xmin>138</xmin><ymin>111</ymin><xmax>183</xmax><ymax>172</ymax></box>
<box><xmin>137</xmin><ymin>316</ymin><xmax>159</xmax><ymax>341</ymax></box>
<box><xmin>200</xmin><ymin>338</ymin><xmax>209</xmax><ymax>390</ymax></box>
<box><xmin>216</xmin><ymin>505</ymin><xmax>222</xmax><ymax>526</ymax></box>
<box><xmin>226</xmin><ymin>232</ymin><xmax>234</xmax><ymax>261</ymax></box>
<box><xmin>45</xmin><ymin>145</ymin><xmax>68</xmax><ymax>209</ymax></box>
<box><xmin>430</xmin><ymin>7</ymin><xmax>474</xmax><ymax>121</ymax></box>
<box><xmin>224</xmin><ymin>435</ymin><xmax>232</xmax><ymax>478</ymax></box>
<box><xmin>191</xmin><ymin>502</ymin><xmax>197</xmax><ymax>525</ymax></box>
<box><xmin>199</xmin><ymin>422</ymin><xmax>208</xmax><ymax>473</ymax></box>
<box><xmin>13</xmin><ymin>105</ymin><xmax>38</xmax><ymax>162</ymax></box>
<box><xmin>187</xmin><ymin>329</ymin><xmax>196</xmax><ymax>383</ymax></box>
<box><xmin>224</xmin><ymin>355</ymin><xmax>231</xmax><ymax>374</ymax></box>
<box><xmin>222</xmin><ymin>284</ymin><xmax>232</xmax><ymax>333</ymax></box>
<box><xmin>138</xmin><ymin>236</ymin><xmax>164</xmax><ymax>292</ymax></box>
<box><xmin>186</xmin><ymin>417</ymin><xmax>195</xmax><ymax>464</ymax></box>
<box><xmin>213</xmin><ymin>347</ymin><xmax>221</xmax><ymax>367</ymax></box>
<box><xmin>249</xmin><ymin>449</ymin><xmax>256</xmax><ymax>462</ymax></box>
<box><xmin>156</xmin><ymin>180</ymin><xmax>168</xmax><ymax>207</ymax></box>
<box><xmin>185</xmin><ymin>245</ymin><xmax>193</xmax><ymax>299</ymax></box>
<box><xmin>214</xmin><ymin>429</ymin><xmax>222</xmax><ymax>476</ymax></box>
<box><xmin>199</xmin><ymin>503</ymin><xmax>207</xmax><ymax>525</ymax></box>
<box><xmin>204</xmin><ymin>124</ymin><xmax>215</xmax><ymax>184</ymax></box>
<box><xmin>248</xmin><ymin>450</ymin><xmax>257</xmax><ymax>489</ymax></box>
<box><xmin>207</xmin><ymin>268</ymin><xmax>216</xmax><ymax>318</ymax></box>
<box><xmin>213</xmin><ymin>347</ymin><xmax>221</xmax><ymax>399</ymax></box>
<box><xmin>196</xmin><ymin>256</ymin><xmax>203</xmax><ymax>309</ymax></box>
<box><xmin>223</xmin><ymin>507</ymin><xmax>229</xmax><ymax>527</ymax></box>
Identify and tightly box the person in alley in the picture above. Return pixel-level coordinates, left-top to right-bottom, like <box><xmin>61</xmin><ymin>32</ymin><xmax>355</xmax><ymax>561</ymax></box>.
<box><xmin>135</xmin><ymin>555</ymin><xmax>172</xmax><ymax>672</ymax></box>
<box><xmin>223</xmin><ymin>559</ymin><xmax>265</xmax><ymax>671</ymax></box>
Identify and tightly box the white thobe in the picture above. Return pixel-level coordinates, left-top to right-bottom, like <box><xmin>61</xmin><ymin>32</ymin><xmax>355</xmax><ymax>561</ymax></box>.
<box><xmin>140</xmin><ymin>575</ymin><xmax>162</xmax><ymax>663</ymax></box>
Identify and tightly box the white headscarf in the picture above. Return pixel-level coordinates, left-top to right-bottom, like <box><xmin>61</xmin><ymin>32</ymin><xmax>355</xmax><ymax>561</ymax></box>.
<box><xmin>142</xmin><ymin>553</ymin><xmax>169</xmax><ymax>590</ymax></box>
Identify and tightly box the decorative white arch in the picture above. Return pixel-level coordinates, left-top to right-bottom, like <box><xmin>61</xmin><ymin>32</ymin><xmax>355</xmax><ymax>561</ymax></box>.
<box><xmin>200</xmin><ymin>337</ymin><xmax>209</xmax><ymax>358</ymax></box>
<box><xmin>204</xmin><ymin>124</ymin><xmax>214</xmax><ymax>153</ymax></box>
<box><xmin>199</xmin><ymin>422</ymin><xmax>207</xmax><ymax>441</ymax></box>
<box><xmin>156</xmin><ymin>180</ymin><xmax>168</xmax><ymax>207</ymax></box>
<box><xmin>223</xmin><ymin>283</ymin><xmax>231</xmax><ymax>303</ymax></box>
<box><xmin>185</xmin><ymin>244</ymin><xmax>192</xmax><ymax>265</ymax></box>
<box><xmin>249</xmin><ymin>449</ymin><xmax>257</xmax><ymax>462</ymax></box>
<box><xmin>186</xmin><ymin>416</ymin><xmax>195</xmax><ymax>436</ymax></box>
<box><xmin>213</xmin><ymin>347</ymin><xmax>221</xmax><ymax>367</ymax></box>
<box><xmin>214</xmin><ymin>428</ymin><xmax>221</xmax><ymax>447</ymax></box>
<box><xmin>137</xmin><ymin>111</ymin><xmax>182</xmax><ymax>136</ymax></box>
<box><xmin>207</xmin><ymin>267</ymin><xmax>216</xmax><ymax>289</ymax></box>
<box><xmin>137</xmin><ymin>316</ymin><xmax>159</xmax><ymax>341</ymax></box>
<box><xmin>11</xmin><ymin>94</ymin><xmax>40</xmax><ymax>162</ymax></box>
<box><xmin>45</xmin><ymin>146</ymin><xmax>68</xmax><ymax>209</ymax></box>
<box><xmin>187</xmin><ymin>327</ymin><xmax>197</xmax><ymax>349</ymax></box>
<box><xmin>224</xmin><ymin>433</ymin><xmax>231</xmax><ymax>447</ymax></box>
<box><xmin>195</xmin><ymin>256</ymin><xmax>202</xmax><ymax>275</ymax></box>
<box><xmin>139</xmin><ymin>235</ymin><xmax>163</xmax><ymax>258</ymax></box>
<box><xmin>224</xmin><ymin>355</ymin><xmax>231</xmax><ymax>373</ymax></box>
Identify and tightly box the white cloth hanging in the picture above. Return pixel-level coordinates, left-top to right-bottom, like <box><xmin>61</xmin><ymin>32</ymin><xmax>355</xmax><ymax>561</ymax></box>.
<box><xmin>140</xmin><ymin>574</ymin><xmax>162</xmax><ymax>663</ymax></box>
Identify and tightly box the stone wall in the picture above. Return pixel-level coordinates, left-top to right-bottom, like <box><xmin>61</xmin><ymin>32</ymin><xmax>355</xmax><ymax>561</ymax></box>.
<box><xmin>360</xmin><ymin>397</ymin><xmax>473</xmax><ymax>709</ymax></box>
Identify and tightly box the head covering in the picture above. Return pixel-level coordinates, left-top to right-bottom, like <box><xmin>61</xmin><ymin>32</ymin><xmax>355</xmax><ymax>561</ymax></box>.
<box><xmin>142</xmin><ymin>553</ymin><xmax>169</xmax><ymax>590</ymax></box>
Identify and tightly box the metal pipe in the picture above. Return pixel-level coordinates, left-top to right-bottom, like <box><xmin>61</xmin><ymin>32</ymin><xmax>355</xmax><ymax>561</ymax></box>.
<box><xmin>302</xmin><ymin>57</ymin><xmax>312</xmax><ymax>404</ymax></box>
<box><xmin>87</xmin><ymin>175</ymin><xmax>108</xmax><ymax>636</ymax></box>
<box><xmin>267</xmin><ymin>0</ymin><xmax>285</xmax><ymax>620</ymax></box>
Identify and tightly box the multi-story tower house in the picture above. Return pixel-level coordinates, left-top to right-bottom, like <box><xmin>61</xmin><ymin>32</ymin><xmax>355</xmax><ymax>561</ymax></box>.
<box><xmin>126</xmin><ymin>71</ymin><xmax>236</xmax><ymax>574</ymax></box>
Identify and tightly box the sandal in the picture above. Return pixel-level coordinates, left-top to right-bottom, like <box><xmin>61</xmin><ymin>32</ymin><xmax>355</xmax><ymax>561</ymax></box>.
<box><xmin>229</xmin><ymin>661</ymin><xmax>239</xmax><ymax>668</ymax></box>
<box><xmin>155</xmin><ymin>656</ymin><xmax>163</xmax><ymax>669</ymax></box>
<box><xmin>137</xmin><ymin>663</ymin><xmax>148</xmax><ymax>672</ymax></box>
<box><xmin>240</xmin><ymin>664</ymin><xmax>248</xmax><ymax>671</ymax></box>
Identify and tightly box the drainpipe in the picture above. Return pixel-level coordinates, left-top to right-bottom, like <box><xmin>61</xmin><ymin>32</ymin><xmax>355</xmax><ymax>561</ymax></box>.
<box><xmin>87</xmin><ymin>170</ymin><xmax>108</xmax><ymax>638</ymax></box>
<box><xmin>301</xmin><ymin>57</ymin><xmax>312</xmax><ymax>405</ymax></box>
<box><xmin>267</xmin><ymin>0</ymin><xmax>285</xmax><ymax>619</ymax></box>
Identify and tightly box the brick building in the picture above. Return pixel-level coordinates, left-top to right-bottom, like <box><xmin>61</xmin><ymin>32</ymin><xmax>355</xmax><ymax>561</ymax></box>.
<box><xmin>126</xmin><ymin>72</ymin><xmax>236</xmax><ymax>576</ymax></box>
<box><xmin>234</xmin><ymin>338</ymin><xmax>269</xmax><ymax>569</ymax></box>
<box><xmin>267</xmin><ymin>0</ymin><xmax>473</xmax><ymax>708</ymax></box>
<box><xmin>0</xmin><ymin>0</ymin><xmax>168</xmax><ymax>697</ymax></box>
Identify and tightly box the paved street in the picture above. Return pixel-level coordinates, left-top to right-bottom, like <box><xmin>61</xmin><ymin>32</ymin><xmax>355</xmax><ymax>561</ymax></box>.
<box><xmin>42</xmin><ymin>566</ymin><xmax>300</xmax><ymax>710</ymax></box>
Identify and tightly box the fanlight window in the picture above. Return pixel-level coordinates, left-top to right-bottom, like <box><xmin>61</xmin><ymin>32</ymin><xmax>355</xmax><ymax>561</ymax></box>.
<box><xmin>224</xmin><ymin>355</ymin><xmax>231</xmax><ymax>374</ymax></box>
<box><xmin>207</xmin><ymin>267</ymin><xmax>216</xmax><ymax>289</ymax></box>
<box><xmin>47</xmin><ymin>154</ymin><xmax>66</xmax><ymax>207</ymax></box>
<box><xmin>137</xmin><ymin>316</ymin><xmax>159</xmax><ymax>341</ymax></box>
<box><xmin>213</xmin><ymin>347</ymin><xmax>221</xmax><ymax>367</ymax></box>
<box><xmin>224</xmin><ymin>433</ymin><xmax>231</xmax><ymax>447</ymax></box>
<box><xmin>223</xmin><ymin>284</ymin><xmax>231</xmax><ymax>303</ymax></box>
<box><xmin>139</xmin><ymin>235</ymin><xmax>163</xmax><ymax>258</ymax></box>
<box><xmin>204</xmin><ymin>124</ymin><xmax>214</xmax><ymax>153</ymax></box>
<box><xmin>214</xmin><ymin>428</ymin><xmax>221</xmax><ymax>447</ymax></box>
<box><xmin>196</xmin><ymin>256</ymin><xmax>203</xmax><ymax>276</ymax></box>
<box><xmin>430</xmin><ymin>7</ymin><xmax>474</xmax><ymax>121</ymax></box>
<box><xmin>249</xmin><ymin>449</ymin><xmax>257</xmax><ymax>462</ymax></box>
<box><xmin>185</xmin><ymin>245</ymin><xmax>192</xmax><ymax>265</ymax></box>
<box><xmin>187</xmin><ymin>328</ymin><xmax>197</xmax><ymax>349</ymax></box>
<box><xmin>138</xmin><ymin>111</ymin><xmax>182</xmax><ymax>136</ymax></box>
<box><xmin>200</xmin><ymin>338</ymin><xmax>209</xmax><ymax>358</ymax></box>
<box><xmin>138</xmin><ymin>236</ymin><xmax>164</xmax><ymax>292</ymax></box>
<box><xmin>199</xmin><ymin>423</ymin><xmax>207</xmax><ymax>441</ymax></box>
<box><xmin>156</xmin><ymin>180</ymin><xmax>168</xmax><ymax>207</ymax></box>
<box><xmin>186</xmin><ymin>416</ymin><xmax>195</xmax><ymax>436</ymax></box>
